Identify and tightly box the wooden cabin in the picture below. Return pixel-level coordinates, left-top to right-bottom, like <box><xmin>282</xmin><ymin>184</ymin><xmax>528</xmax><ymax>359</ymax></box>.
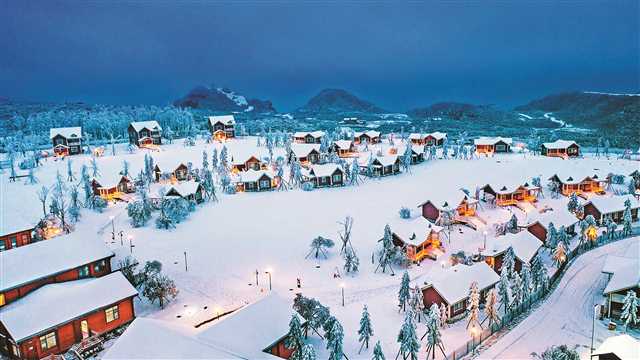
<box><xmin>522</xmin><ymin>208</ymin><xmax>577</xmax><ymax>244</ymax></box>
<box><xmin>331</xmin><ymin>140</ymin><xmax>356</xmax><ymax>157</ymax></box>
<box><xmin>360</xmin><ymin>155</ymin><xmax>400</xmax><ymax>177</ymax></box>
<box><xmin>482</xmin><ymin>182</ymin><xmax>540</xmax><ymax>208</ymax></box>
<box><xmin>231</xmin><ymin>155</ymin><xmax>263</xmax><ymax>173</ymax></box>
<box><xmin>128</xmin><ymin>121</ymin><xmax>162</xmax><ymax>147</ymax></box>
<box><xmin>165</xmin><ymin>181</ymin><xmax>205</xmax><ymax>204</ymax></box>
<box><xmin>591</xmin><ymin>335</ymin><xmax>640</xmax><ymax>360</ymax></box>
<box><xmin>481</xmin><ymin>231</ymin><xmax>543</xmax><ymax>274</ymax></box>
<box><xmin>420</xmin><ymin>263</ymin><xmax>499</xmax><ymax>320</ymax></box>
<box><xmin>418</xmin><ymin>192</ymin><xmax>481</xmax><ymax>229</ymax></box>
<box><xmin>237</xmin><ymin>170</ymin><xmax>276</xmax><ymax>192</ymax></box>
<box><xmin>289</xmin><ymin>144</ymin><xmax>321</xmax><ymax>165</ymax></box>
<box><xmin>293</xmin><ymin>131</ymin><xmax>325</xmax><ymax>144</ymax></box>
<box><xmin>154</xmin><ymin>162</ymin><xmax>189</xmax><ymax>182</ymax></box>
<box><xmin>548</xmin><ymin>173</ymin><xmax>609</xmax><ymax>197</ymax></box>
<box><xmin>541</xmin><ymin>140</ymin><xmax>580</xmax><ymax>158</ymax></box>
<box><xmin>601</xmin><ymin>255</ymin><xmax>640</xmax><ymax>321</ymax></box>
<box><xmin>410</xmin><ymin>132</ymin><xmax>447</xmax><ymax>146</ymax></box>
<box><xmin>474</xmin><ymin>137</ymin><xmax>512</xmax><ymax>154</ymax></box>
<box><xmin>583</xmin><ymin>195</ymin><xmax>640</xmax><ymax>225</ymax></box>
<box><xmin>0</xmin><ymin>272</ymin><xmax>137</xmax><ymax>360</ymax></box>
<box><xmin>390</xmin><ymin>218</ymin><xmax>444</xmax><ymax>262</ymax></box>
<box><xmin>50</xmin><ymin>127</ymin><xmax>82</xmax><ymax>157</ymax></box>
<box><xmin>354</xmin><ymin>130</ymin><xmax>381</xmax><ymax>145</ymax></box>
<box><xmin>0</xmin><ymin>237</ymin><xmax>114</xmax><ymax>307</ymax></box>
<box><xmin>306</xmin><ymin>164</ymin><xmax>344</xmax><ymax>188</ymax></box>
<box><xmin>0</xmin><ymin>227</ymin><xmax>34</xmax><ymax>252</ymax></box>
<box><xmin>208</xmin><ymin>115</ymin><xmax>236</xmax><ymax>141</ymax></box>
<box><xmin>91</xmin><ymin>175</ymin><xmax>135</xmax><ymax>201</ymax></box>
<box><xmin>409</xmin><ymin>145</ymin><xmax>425</xmax><ymax>164</ymax></box>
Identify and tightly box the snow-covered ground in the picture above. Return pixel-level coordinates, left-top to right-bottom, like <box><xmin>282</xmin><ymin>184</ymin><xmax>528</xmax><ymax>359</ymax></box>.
<box><xmin>476</xmin><ymin>236</ymin><xmax>640</xmax><ymax>360</ymax></box>
<box><xmin>1</xmin><ymin>136</ymin><xmax>638</xmax><ymax>358</ymax></box>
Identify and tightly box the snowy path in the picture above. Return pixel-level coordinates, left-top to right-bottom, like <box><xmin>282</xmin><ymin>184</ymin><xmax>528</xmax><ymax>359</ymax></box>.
<box><xmin>477</xmin><ymin>236</ymin><xmax>639</xmax><ymax>359</ymax></box>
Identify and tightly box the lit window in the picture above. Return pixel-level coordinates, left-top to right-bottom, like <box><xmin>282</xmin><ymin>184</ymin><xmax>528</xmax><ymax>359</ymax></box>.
<box><xmin>0</xmin><ymin>293</ymin><xmax>5</xmax><ymax>306</ymax></box>
<box><xmin>78</xmin><ymin>265</ymin><xmax>90</xmax><ymax>278</ymax></box>
<box><xmin>0</xmin><ymin>242</ymin><xmax>6</xmax><ymax>252</ymax></box>
<box><xmin>93</xmin><ymin>260</ymin><xmax>106</xmax><ymax>273</ymax></box>
<box><xmin>105</xmin><ymin>305</ymin><xmax>120</xmax><ymax>323</ymax></box>
<box><xmin>39</xmin><ymin>332</ymin><xmax>57</xmax><ymax>351</ymax></box>
<box><xmin>332</xmin><ymin>174</ymin><xmax>342</xmax><ymax>183</ymax></box>
<box><xmin>10</xmin><ymin>236</ymin><xmax>17</xmax><ymax>248</ymax></box>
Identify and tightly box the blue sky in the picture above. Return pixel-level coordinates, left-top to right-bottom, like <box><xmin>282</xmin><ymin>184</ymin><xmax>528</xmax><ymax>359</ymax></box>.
<box><xmin>1</xmin><ymin>1</ymin><xmax>638</xmax><ymax>111</ymax></box>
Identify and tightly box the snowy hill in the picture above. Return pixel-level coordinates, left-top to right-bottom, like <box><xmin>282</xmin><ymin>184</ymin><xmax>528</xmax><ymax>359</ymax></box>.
<box><xmin>297</xmin><ymin>88</ymin><xmax>386</xmax><ymax>114</ymax></box>
<box><xmin>173</xmin><ymin>86</ymin><xmax>276</xmax><ymax>113</ymax></box>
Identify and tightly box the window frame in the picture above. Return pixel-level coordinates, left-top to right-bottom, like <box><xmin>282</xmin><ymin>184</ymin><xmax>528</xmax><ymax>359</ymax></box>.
<box><xmin>105</xmin><ymin>305</ymin><xmax>120</xmax><ymax>323</ymax></box>
<box><xmin>452</xmin><ymin>300</ymin><xmax>464</xmax><ymax>313</ymax></box>
<box><xmin>39</xmin><ymin>331</ymin><xmax>57</xmax><ymax>351</ymax></box>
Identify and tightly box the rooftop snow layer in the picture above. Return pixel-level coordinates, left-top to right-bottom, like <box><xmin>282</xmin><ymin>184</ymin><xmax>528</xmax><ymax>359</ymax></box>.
<box><xmin>524</xmin><ymin>208</ymin><xmax>578</xmax><ymax>229</ymax></box>
<box><xmin>474</xmin><ymin>137</ymin><xmax>513</xmax><ymax>146</ymax></box>
<box><xmin>0</xmin><ymin>236</ymin><xmax>114</xmax><ymax>291</ymax></box>
<box><xmin>390</xmin><ymin>217</ymin><xmax>443</xmax><ymax>246</ymax></box>
<box><xmin>481</xmin><ymin>231</ymin><xmax>543</xmax><ymax>264</ymax></box>
<box><xmin>240</xmin><ymin>169</ymin><xmax>274</xmax><ymax>183</ymax></box>
<box><xmin>603</xmin><ymin>257</ymin><xmax>640</xmax><ymax>294</ymax></box>
<box><xmin>208</xmin><ymin>115</ymin><xmax>236</xmax><ymax>126</ymax></box>
<box><xmin>584</xmin><ymin>194</ymin><xmax>640</xmax><ymax>215</ymax></box>
<box><xmin>542</xmin><ymin>139</ymin><xmax>578</xmax><ymax>149</ymax></box>
<box><xmin>422</xmin><ymin>262</ymin><xmax>500</xmax><ymax>305</ymax></box>
<box><xmin>592</xmin><ymin>334</ymin><xmax>640</xmax><ymax>360</ymax></box>
<box><xmin>166</xmin><ymin>181</ymin><xmax>202</xmax><ymax>197</ymax></box>
<box><xmin>130</xmin><ymin>120</ymin><xmax>162</xmax><ymax>132</ymax></box>
<box><xmin>49</xmin><ymin>127</ymin><xmax>82</xmax><ymax>139</ymax></box>
<box><xmin>309</xmin><ymin>164</ymin><xmax>342</xmax><ymax>178</ymax></box>
<box><xmin>0</xmin><ymin>272</ymin><xmax>137</xmax><ymax>342</ymax></box>
<box><xmin>290</xmin><ymin>143</ymin><xmax>320</xmax><ymax>158</ymax></box>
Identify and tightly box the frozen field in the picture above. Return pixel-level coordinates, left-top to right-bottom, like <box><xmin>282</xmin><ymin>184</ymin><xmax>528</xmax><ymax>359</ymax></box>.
<box><xmin>1</xmin><ymin>137</ymin><xmax>638</xmax><ymax>358</ymax></box>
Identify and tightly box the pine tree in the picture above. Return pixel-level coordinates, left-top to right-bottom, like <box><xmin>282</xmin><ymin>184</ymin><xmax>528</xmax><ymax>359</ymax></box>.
<box><xmin>358</xmin><ymin>305</ymin><xmax>374</xmax><ymax>352</ymax></box>
<box><xmin>397</xmin><ymin>310</ymin><xmax>420</xmax><ymax>360</ymax></box>
<box><xmin>498</xmin><ymin>270</ymin><xmax>510</xmax><ymax>311</ymax></box>
<box><xmin>530</xmin><ymin>252</ymin><xmax>545</xmax><ymax>291</ymax></box>
<box><xmin>220</xmin><ymin>145</ymin><xmax>228</xmax><ymax>168</ymax></box>
<box><xmin>553</xmin><ymin>242</ymin><xmax>566</xmax><ymax>267</ymax></box>
<box><xmin>484</xmin><ymin>288</ymin><xmax>500</xmax><ymax>327</ymax></box>
<box><xmin>567</xmin><ymin>192</ymin><xmax>579</xmax><ymax>213</ymax></box>
<box><xmin>350</xmin><ymin>159</ymin><xmax>361</xmax><ymax>186</ymax></box>
<box><xmin>425</xmin><ymin>303</ymin><xmax>445</xmax><ymax>360</ymax></box>
<box><xmin>621</xmin><ymin>290</ymin><xmax>639</xmax><ymax>331</ymax></box>
<box><xmin>286</xmin><ymin>314</ymin><xmax>306</xmax><ymax>358</ymax></box>
<box><xmin>377</xmin><ymin>224</ymin><xmax>396</xmax><ymax>274</ymax></box>
<box><xmin>557</xmin><ymin>225</ymin><xmax>570</xmax><ymax>249</ymax></box>
<box><xmin>398</xmin><ymin>271</ymin><xmax>411</xmax><ymax>312</ymax></box>
<box><xmin>90</xmin><ymin>156</ymin><xmax>100</xmax><ymax>178</ymax></box>
<box><xmin>510</xmin><ymin>272</ymin><xmax>524</xmax><ymax>307</ymax></box>
<box><xmin>372</xmin><ymin>341</ymin><xmax>385</xmax><ymax>360</ymax></box>
<box><xmin>546</xmin><ymin>222</ymin><xmax>558</xmax><ymax>248</ymax></box>
<box><xmin>142</xmin><ymin>274</ymin><xmax>179</xmax><ymax>309</ymax></box>
<box><xmin>306</xmin><ymin>236</ymin><xmax>334</xmax><ymax>259</ymax></box>
<box><xmin>202</xmin><ymin>150</ymin><xmax>209</xmax><ymax>171</ymax></box>
<box><xmin>466</xmin><ymin>282</ymin><xmax>481</xmax><ymax>330</ymax></box>
<box><xmin>343</xmin><ymin>247</ymin><xmax>360</xmax><ymax>274</ymax></box>
<box><xmin>623</xmin><ymin>199</ymin><xmax>633</xmax><ymax>236</ymax></box>
<box><xmin>66</xmin><ymin>159</ymin><xmax>75</xmax><ymax>181</ymax></box>
<box><xmin>439</xmin><ymin>303</ymin><xmax>448</xmax><ymax>328</ymax></box>
<box><xmin>297</xmin><ymin>344</ymin><xmax>317</xmax><ymax>360</ymax></box>
<box><xmin>501</xmin><ymin>246</ymin><xmax>515</xmax><ymax>278</ymax></box>
<box><xmin>521</xmin><ymin>265</ymin><xmax>532</xmax><ymax>301</ymax></box>
<box><xmin>326</xmin><ymin>318</ymin><xmax>344</xmax><ymax>360</ymax></box>
<box><xmin>211</xmin><ymin>148</ymin><xmax>218</xmax><ymax>169</ymax></box>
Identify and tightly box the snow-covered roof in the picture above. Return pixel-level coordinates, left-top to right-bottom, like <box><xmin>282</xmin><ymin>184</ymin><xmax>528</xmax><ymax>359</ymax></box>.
<box><xmin>290</xmin><ymin>143</ymin><xmax>320</xmax><ymax>158</ymax></box>
<box><xmin>0</xmin><ymin>236</ymin><xmax>114</xmax><ymax>292</ymax></box>
<box><xmin>355</xmin><ymin>130</ymin><xmax>381</xmax><ymax>138</ymax></box>
<box><xmin>197</xmin><ymin>292</ymin><xmax>299</xmax><ymax>359</ymax></box>
<box><xmin>49</xmin><ymin>127</ymin><xmax>82</xmax><ymax>139</ymax></box>
<box><xmin>103</xmin><ymin>318</ymin><xmax>240</xmax><ymax>359</ymax></box>
<box><xmin>390</xmin><ymin>217</ymin><xmax>443</xmax><ymax>246</ymax></box>
<box><xmin>309</xmin><ymin>164</ymin><xmax>343</xmax><ymax>178</ymax></box>
<box><xmin>293</xmin><ymin>131</ymin><xmax>325</xmax><ymax>139</ymax></box>
<box><xmin>603</xmin><ymin>256</ymin><xmax>640</xmax><ymax>294</ymax></box>
<box><xmin>154</xmin><ymin>158</ymin><xmax>188</xmax><ymax>172</ymax></box>
<box><xmin>429</xmin><ymin>131</ymin><xmax>447</xmax><ymax>140</ymax></box>
<box><xmin>208</xmin><ymin>115</ymin><xmax>236</xmax><ymax>126</ymax></box>
<box><xmin>411</xmin><ymin>145</ymin><xmax>425</xmax><ymax>155</ymax></box>
<box><xmin>240</xmin><ymin>169</ymin><xmax>274</xmax><ymax>183</ymax></box>
<box><xmin>409</xmin><ymin>133</ymin><xmax>426</xmax><ymax>140</ymax></box>
<box><xmin>422</xmin><ymin>263</ymin><xmax>500</xmax><ymax>305</ymax></box>
<box><xmin>485</xmin><ymin>182</ymin><xmax>539</xmax><ymax>195</ymax></box>
<box><xmin>165</xmin><ymin>181</ymin><xmax>202</xmax><ymax>197</ymax></box>
<box><xmin>542</xmin><ymin>139</ymin><xmax>578</xmax><ymax>149</ymax></box>
<box><xmin>481</xmin><ymin>231</ymin><xmax>543</xmax><ymax>264</ymax></box>
<box><xmin>592</xmin><ymin>334</ymin><xmax>640</xmax><ymax>360</ymax></box>
<box><xmin>549</xmin><ymin>170</ymin><xmax>609</xmax><ymax>185</ymax></box>
<box><xmin>333</xmin><ymin>139</ymin><xmax>354</xmax><ymax>150</ymax></box>
<box><xmin>231</xmin><ymin>153</ymin><xmax>261</xmax><ymax>165</ymax></box>
<box><xmin>417</xmin><ymin>190</ymin><xmax>478</xmax><ymax>210</ymax></box>
<box><xmin>0</xmin><ymin>272</ymin><xmax>137</xmax><ymax>342</ymax></box>
<box><xmin>524</xmin><ymin>208</ymin><xmax>578</xmax><ymax>229</ymax></box>
<box><xmin>130</xmin><ymin>120</ymin><xmax>162</xmax><ymax>132</ymax></box>
<box><xmin>584</xmin><ymin>194</ymin><xmax>640</xmax><ymax>215</ymax></box>
<box><xmin>93</xmin><ymin>174</ymin><xmax>130</xmax><ymax>189</ymax></box>
<box><xmin>473</xmin><ymin>137</ymin><xmax>512</xmax><ymax>146</ymax></box>
<box><xmin>376</xmin><ymin>154</ymin><xmax>399</xmax><ymax>167</ymax></box>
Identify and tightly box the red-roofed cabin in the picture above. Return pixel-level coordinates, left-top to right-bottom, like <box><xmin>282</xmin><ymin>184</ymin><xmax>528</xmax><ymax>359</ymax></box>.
<box><xmin>0</xmin><ymin>228</ymin><xmax>34</xmax><ymax>252</ymax></box>
<box><xmin>231</xmin><ymin>156</ymin><xmax>263</xmax><ymax>173</ymax></box>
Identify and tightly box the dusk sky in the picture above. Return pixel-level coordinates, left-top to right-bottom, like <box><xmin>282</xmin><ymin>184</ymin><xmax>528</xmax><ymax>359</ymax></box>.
<box><xmin>1</xmin><ymin>1</ymin><xmax>638</xmax><ymax>111</ymax></box>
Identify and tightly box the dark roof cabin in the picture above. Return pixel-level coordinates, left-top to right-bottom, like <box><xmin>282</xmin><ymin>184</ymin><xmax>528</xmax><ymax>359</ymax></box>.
<box><xmin>128</xmin><ymin>121</ymin><xmax>162</xmax><ymax>147</ymax></box>
<box><xmin>50</xmin><ymin>127</ymin><xmax>82</xmax><ymax>156</ymax></box>
<box><xmin>208</xmin><ymin>115</ymin><xmax>236</xmax><ymax>141</ymax></box>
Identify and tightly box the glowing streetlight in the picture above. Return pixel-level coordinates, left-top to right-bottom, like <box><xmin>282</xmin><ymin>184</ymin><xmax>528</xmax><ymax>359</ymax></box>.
<box><xmin>482</xmin><ymin>230</ymin><xmax>488</xmax><ymax>250</ymax></box>
<box><xmin>340</xmin><ymin>282</ymin><xmax>346</xmax><ymax>307</ymax></box>
<box><xmin>265</xmin><ymin>268</ymin><xmax>273</xmax><ymax>291</ymax></box>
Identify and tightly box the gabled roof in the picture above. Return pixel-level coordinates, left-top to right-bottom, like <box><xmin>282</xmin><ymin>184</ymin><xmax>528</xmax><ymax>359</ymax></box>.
<box><xmin>421</xmin><ymin>263</ymin><xmax>500</xmax><ymax>305</ymax></box>
<box><xmin>410</xmin><ymin>145</ymin><xmax>425</xmax><ymax>155</ymax></box>
<box><xmin>0</xmin><ymin>236</ymin><xmax>114</xmax><ymax>292</ymax></box>
<box><xmin>524</xmin><ymin>208</ymin><xmax>578</xmax><ymax>229</ymax></box>
<box><xmin>309</xmin><ymin>164</ymin><xmax>343</xmax><ymax>178</ymax></box>
<box><xmin>197</xmin><ymin>292</ymin><xmax>300</xmax><ymax>359</ymax></box>
<box><xmin>165</xmin><ymin>181</ymin><xmax>202</xmax><ymax>197</ymax></box>
<box><xmin>231</xmin><ymin>153</ymin><xmax>261</xmax><ymax>166</ymax></box>
<box><xmin>130</xmin><ymin>120</ymin><xmax>162</xmax><ymax>132</ymax></box>
<box><xmin>548</xmin><ymin>171</ymin><xmax>609</xmax><ymax>185</ymax></box>
<box><xmin>290</xmin><ymin>143</ymin><xmax>320</xmax><ymax>158</ymax></box>
<box><xmin>428</xmin><ymin>131</ymin><xmax>447</xmax><ymax>140</ymax></box>
<box><xmin>375</xmin><ymin>154</ymin><xmax>399</xmax><ymax>166</ymax></box>
<box><xmin>154</xmin><ymin>159</ymin><xmax>189</xmax><ymax>172</ymax></box>
<box><xmin>240</xmin><ymin>169</ymin><xmax>274</xmax><ymax>183</ymax></box>
<box><xmin>542</xmin><ymin>139</ymin><xmax>578</xmax><ymax>149</ymax></box>
<box><xmin>584</xmin><ymin>194</ymin><xmax>640</xmax><ymax>215</ymax></box>
<box><xmin>333</xmin><ymin>139</ymin><xmax>354</xmax><ymax>150</ymax></box>
<box><xmin>293</xmin><ymin>131</ymin><xmax>325</xmax><ymax>139</ymax></box>
<box><xmin>92</xmin><ymin>174</ymin><xmax>131</xmax><ymax>189</ymax></box>
<box><xmin>355</xmin><ymin>130</ymin><xmax>381</xmax><ymax>138</ymax></box>
<box><xmin>409</xmin><ymin>133</ymin><xmax>427</xmax><ymax>140</ymax></box>
<box><xmin>592</xmin><ymin>334</ymin><xmax>640</xmax><ymax>360</ymax></box>
<box><xmin>49</xmin><ymin>127</ymin><xmax>82</xmax><ymax>139</ymax></box>
<box><xmin>208</xmin><ymin>115</ymin><xmax>236</xmax><ymax>126</ymax></box>
<box><xmin>417</xmin><ymin>190</ymin><xmax>478</xmax><ymax>210</ymax></box>
<box><xmin>480</xmin><ymin>231</ymin><xmax>543</xmax><ymax>264</ymax></box>
<box><xmin>0</xmin><ymin>272</ymin><xmax>137</xmax><ymax>342</ymax></box>
<box><xmin>602</xmin><ymin>255</ymin><xmax>639</xmax><ymax>294</ymax></box>
<box><xmin>484</xmin><ymin>182</ymin><xmax>539</xmax><ymax>195</ymax></box>
<box><xmin>474</xmin><ymin>137</ymin><xmax>513</xmax><ymax>146</ymax></box>
<box><xmin>390</xmin><ymin>217</ymin><xmax>443</xmax><ymax>246</ymax></box>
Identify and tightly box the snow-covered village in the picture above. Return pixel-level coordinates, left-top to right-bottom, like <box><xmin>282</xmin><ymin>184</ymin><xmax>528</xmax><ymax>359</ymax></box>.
<box><xmin>1</xmin><ymin>2</ymin><xmax>639</xmax><ymax>360</ymax></box>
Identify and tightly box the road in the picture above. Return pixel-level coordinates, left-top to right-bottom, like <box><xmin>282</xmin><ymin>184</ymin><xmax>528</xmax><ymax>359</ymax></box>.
<box><xmin>477</xmin><ymin>236</ymin><xmax>638</xmax><ymax>359</ymax></box>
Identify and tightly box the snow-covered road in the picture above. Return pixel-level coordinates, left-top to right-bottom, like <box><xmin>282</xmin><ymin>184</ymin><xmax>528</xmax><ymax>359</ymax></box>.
<box><xmin>478</xmin><ymin>236</ymin><xmax>639</xmax><ymax>359</ymax></box>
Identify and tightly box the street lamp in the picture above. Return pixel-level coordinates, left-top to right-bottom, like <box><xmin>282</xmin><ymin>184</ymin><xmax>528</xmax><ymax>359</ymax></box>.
<box><xmin>265</xmin><ymin>268</ymin><xmax>273</xmax><ymax>291</ymax></box>
<box><xmin>482</xmin><ymin>230</ymin><xmax>488</xmax><ymax>250</ymax></box>
<box><xmin>340</xmin><ymin>282</ymin><xmax>346</xmax><ymax>307</ymax></box>
<box><xmin>109</xmin><ymin>215</ymin><xmax>115</xmax><ymax>239</ymax></box>
<box><xmin>469</xmin><ymin>325</ymin><xmax>480</xmax><ymax>354</ymax></box>
<box><xmin>591</xmin><ymin>304</ymin><xmax>600</xmax><ymax>356</ymax></box>
<box><xmin>128</xmin><ymin>235</ymin><xmax>134</xmax><ymax>254</ymax></box>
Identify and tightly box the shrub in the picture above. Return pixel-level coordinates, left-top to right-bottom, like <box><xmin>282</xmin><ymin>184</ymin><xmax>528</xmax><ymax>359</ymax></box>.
<box><xmin>399</xmin><ymin>207</ymin><xmax>411</xmax><ymax>219</ymax></box>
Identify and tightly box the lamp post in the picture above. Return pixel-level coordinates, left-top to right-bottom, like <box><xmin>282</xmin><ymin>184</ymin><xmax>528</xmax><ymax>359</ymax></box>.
<box><xmin>483</xmin><ymin>230</ymin><xmax>488</xmax><ymax>250</ymax></box>
<box><xmin>119</xmin><ymin>231</ymin><xmax>124</xmax><ymax>246</ymax></box>
<box><xmin>128</xmin><ymin>235</ymin><xmax>134</xmax><ymax>254</ymax></box>
<box><xmin>184</xmin><ymin>251</ymin><xmax>188</xmax><ymax>272</ymax></box>
<box><xmin>591</xmin><ymin>304</ymin><xmax>600</xmax><ymax>356</ymax></box>
<box><xmin>109</xmin><ymin>215</ymin><xmax>115</xmax><ymax>239</ymax></box>
<box><xmin>255</xmin><ymin>269</ymin><xmax>259</xmax><ymax>286</ymax></box>
<box><xmin>340</xmin><ymin>282</ymin><xmax>345</xmax><ymax>307</ymax></box>
<box><xmin>265</xmin><ymin>268</ymin><xmax>272</xmax><ymax>291</ymax></box>
<box><xmin>469</xmin><ymin>325</ymin><xmax>479</xmax><ymax>354</ymax></box>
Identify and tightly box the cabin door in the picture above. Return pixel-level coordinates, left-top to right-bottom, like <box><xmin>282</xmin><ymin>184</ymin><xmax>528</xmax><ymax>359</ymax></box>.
<box><xmin>80</xmin><ymin>320</ymin><xmax>90</xmax><ymax>339</ymax></box>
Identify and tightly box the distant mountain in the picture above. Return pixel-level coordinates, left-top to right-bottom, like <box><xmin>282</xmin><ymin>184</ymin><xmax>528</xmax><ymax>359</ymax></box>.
<box><xmin>173</xmin><ymin>86</ymin><xmax>276</xmax><ymax>113</ymax></box>
<box><xmin>407</xmin><ymin>102</ymin><xmax>493</xmax><ymax>120</ymax></box>
<box><xmin>298</xmin><ymin>88</ymin><xmax>385</xmax><ymax>113</ymax></box>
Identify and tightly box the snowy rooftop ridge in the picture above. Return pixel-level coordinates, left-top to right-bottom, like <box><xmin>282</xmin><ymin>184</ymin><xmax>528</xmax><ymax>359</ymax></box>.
<box><xmin>602</xmin><ymin>254</ymin><xmax>640</xmax><ymax>295</ymax></box>
<box><xmin>481</xmin><ymin>231</ymin><xmax>543</xmax><ymax>264</ymax></box>
<box><xmin>166</xmin><ymin>181</ymin><xmax>202</xmax><ymax>198</ymax></box>
<box><xmin>208</xmin><ymin>115</ymin><xmax>236</xmax><ymax>126</ymax></box>
<box><xmin>0</xmin><ymin>272</ymin><xmax>137</xmax><ymax>342</ymax></box>
<box><xmin>584</xmin><ymin>194</ymin><xmax>640</xmax><ymax>215</ymax></box>
<box><xmin>333</xmin><ymin>139</ymin><xmax>354</xmax><ymax>150</ymax></box>
<box><xmin>473</xmin><ymin>136</ymin><xmax>513</xmax><ymax>146</ymax></box>
<box><xmin>354</xmin><ymin>130</ymin><xmax>381</xmax><ymax>138</ymax></box>
<box><xmin>0</xmin><ymin>236</ymin><xmax>114</xmax><ymax>292</ymax></box>
<box><xmin>524</xmin><ymin>207</ymin><xmax>578</xmax><ymax>229</ymax></box>
<box><xmin>49</xmin><ymin>127</ymin><xmax>82</xmax><ymax>139</ymax></box>
<box><xmin>390</xmin><ymin>217</ymin><xmax>443</xmax><ymax>246</ymax></box>
<box><xmin>293</xmin><ymin>131</ymin><xmax>325</xmax><ymax>138</ymax></box>
<box><xmin>239</xmin><ymin>169</ymin><xmax>274</xmax><ymax>182</ymax></box>
<box><xmin>592</xmin><ymin>334</ymin><xmax>640</xmax><ymax>360</ymax></box>
<box><xmin>309</xmin><ymin>163</ymin><xmax>343</xmax><ymax>178</ymax></box>
<box><xmin>290</xmin><ymin>143</ymin><xmax>320</xmax><ymax>158</ymax></box>
<box><xmin>421</xmin><ymin>262</ymin><xmax>500</xmax><ymax>305</ymax></box>
<box><xmin>541</xmin><ymin>139</ymin><xmax>578</xmax><ymax>149</ymax></box>
<box><xmin>130</xmin><ymin>120</ymin><xmax>162</xmax><ymax>132</ymax></box>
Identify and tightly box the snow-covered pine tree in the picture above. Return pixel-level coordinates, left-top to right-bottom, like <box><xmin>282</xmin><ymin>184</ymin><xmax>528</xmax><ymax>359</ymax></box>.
<box><xmin>285</xmin><ymin>314</ymin><xmax>305</xmax><ymax>358</ymax></box>
<box><xmin>425</xmin><ymin>303</ymin><xmax>445</xmax><ymax>360</ymax></box>
<box><xmin>398</xmin><ymin>271</ymin><xmax>411</xmax><ymax>312</ymax></box>
<box><xmin>372</xmin><ymin>341</ymin><xmax>385</xmax><ymax>360</ymax></box>
<box><xmin>376</xmin><ymin>224</ymin><xmax>396</xmax><ymax>274</ymax></box>
<box><xmin>66</xmin><ymin>159</ymin><xmax>75</xmax><ymax>182</ymax></box>
<box><xmin>510</xmin><ymin>271</ymin><xmax>524</xmax><ymax>307</ymax></box>
<box><xmin>122</xmin><ymin>160</ymin><xmax>130</xmax><ymax>177</ymax></box>
<box><xmin>623</xmin><ymin>199</ymin><xmax>633</xmax><ymax>236</ymax></box>
<box><xmin>397</xmin><ymin>310</ymin><xmax>420</xmax><ymax>360</ymax></box>
<box><xmin>521</xmin><ymin>265</ymin><xmax>532</xmax><ymax>301</ymax></box>
<box><xmin>409</xmin><ymin>287</ymin><xmax>425</xmax><ymax>322</ymax></box>
<box><xmin>466</xmin><ymin>282</ymin><xmax>481</xmax><ymax>330</ymax></box>
<box><xmin>621</xmin><ymin>290</ymin><xmax>639</xmax><ymax>331</ymax></box>
<box><xmin>498</xmin><ymin>270</ymin><xmax>510</xmax><ymax>311</ymax></box>
<box><xmin>142</xmin><ymin>273</ymin><xmax>179</xmax><ymax>309</ymax></box>
<box><xmin>358</xmin><ymin>305</ymin><xmax>374</xmax><ymax>352</ymax></box>
<box><xmin>546</xmin><ymin>222</ymin><xmax>558</xmax><ymax>249</ymax></box>
<box><xmin>297</xmin><ymin>344</ymin><xmax>317</xmax><ymax>360</ymax></box>
<box><xmin>507</xmin><ymin>214</ymin><xmax>518</xmax><ymax>233</ymax></box>
<box><xmin>68</xmin><ymin>185</ymin><xmax>81</xmax><ymax>222</ymax></box>
<box><xmin>90</xmin><ymin>156</ymin><xmax>100</xmax><ymax>178</ymax></box>
<box><xmin>501</xmin><ymin>246</ymin><xmax>515</xmax><ymax>278</ymax></box>
<box><xmin>306</xmin><ymin>236</ymin><xmax>334</xmax><ymax>259</ymax></box>
<box><xmin>220</xmin><ymin>145</ymin><xmax>228</xmax><ymax>168</ymax></box>
<box><xmin>557</xmin><ymin>225</ymin><xmax>570</xmax><ymax>249</ymax></box>
<box><xmin>567</xmin><ymin>192</ymin><xmax>579</xmax><ymax>213</ymax></box>
<box><xmin>439</xmin><ymin>303</ymin><xmax>448</xmax><ymax>328</ymax></box>
<box><xmin>344</xmin><ymin>246</ymin><xmax>360</xmax><ymax>274</ymax></box>
<box><xmin>211</xmin><ymin>148</ymin><xmax>218</xmax><ymax>169</ymax></box>
<box><xmin>350</xmin><ymin>159</ymin><xmax>361</xmax><ymax>185</ymax></box>
<box><xmin>484</xmin><ymin>288</ymin><xmax>500</xmax><ymax>327</ymax></box>
<box><xmin>202</xmin><ymin>150</ymin><xmax>209</xmax><ymax>171</ymax></box>
<box><xmin>326</xmin><ymin>318</ymin><xmax>344</xmax><ymax>360</ymax></box>
<box><xmin>553</xmin><ymin>242</ymin><xmax>566</xmax><ymax>267</ymax></box>
<box><xmin>402</xmin><ymin>145</ymin><xmax>412</xmax><ymax>173</ymax></box>
<box><xmin>530</xmin><ymin>252</ymin><xmax>545</xmax><ymax>291</ymax></box>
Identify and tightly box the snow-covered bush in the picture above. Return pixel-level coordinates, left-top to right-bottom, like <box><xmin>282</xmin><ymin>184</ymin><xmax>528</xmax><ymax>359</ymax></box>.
<box><xmin>302</xmin><ymin>182</ymin><xmax>315</xmax><ymax>191</ymax></box>
<box><xmin>399</xmin><ymin>207</ymin><xmax>411</xmax><ymax>219</ymax></box>
<box><xmin>92</xmin><ymin>196</ymin><xmax>107</xmax><ymax>213</ymax></box>
<box><xmin>532</xmin><ymin>345</ymin><xmax>579</xmax><ymax>360</ymax></box>
<box><xmin>224</xmin><ymin>185</ymin><xmax>236</xmax><ymax>194</ymax></box>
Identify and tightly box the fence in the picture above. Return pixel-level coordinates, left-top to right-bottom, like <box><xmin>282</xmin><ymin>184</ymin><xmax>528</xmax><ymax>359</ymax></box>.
<box><xmin>444</xmin><ymin>224</ymin><xmax>640</xmax><ymax>360</ymax></box>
